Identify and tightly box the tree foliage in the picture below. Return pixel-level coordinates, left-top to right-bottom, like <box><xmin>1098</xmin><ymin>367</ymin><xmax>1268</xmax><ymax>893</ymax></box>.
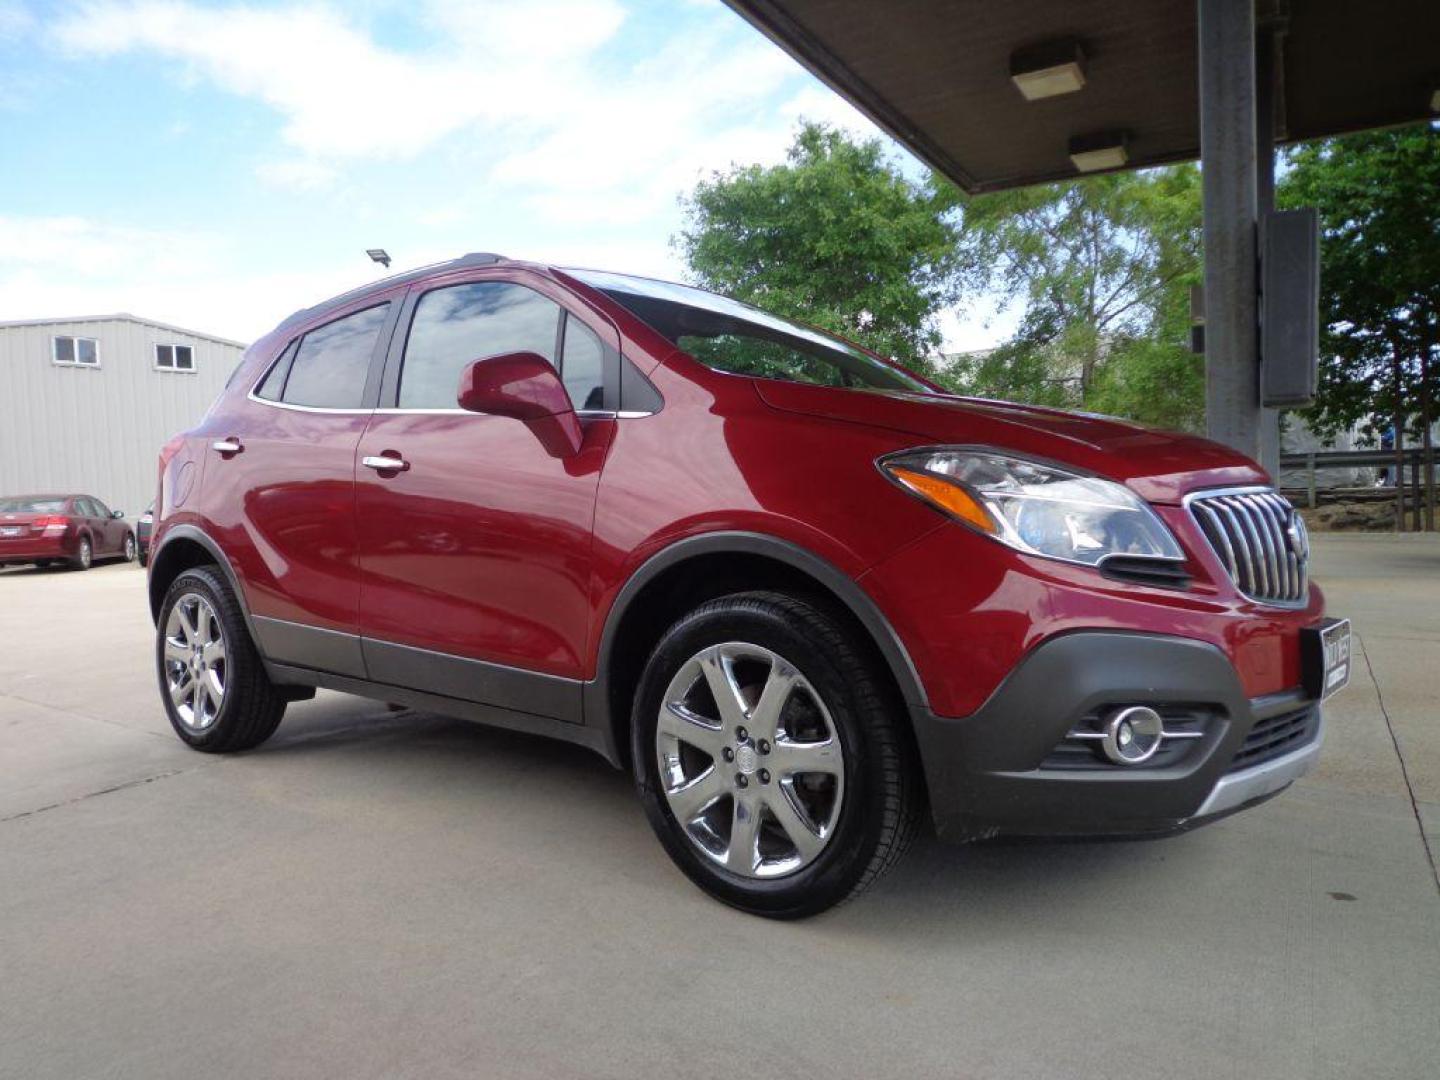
<box><xmin>1278</xmin><ymin>125</ymin><xmax>1440</xmax><ymax>448</ymax></box>
<box><xmin>940</xmin><ymin>167</ymin><xmax>1205</xmax><ymax>430</ymax></box>
<box><xmin>677</xmin><ymin>123</ymin><xmax>962</xmax><ymax>369</ymax></box>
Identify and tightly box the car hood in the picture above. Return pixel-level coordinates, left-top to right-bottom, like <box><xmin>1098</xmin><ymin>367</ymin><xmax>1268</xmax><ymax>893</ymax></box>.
<box><xmin>752</xmin><ymin>381</ymin><xmax>1268</xmax><ymax>504</ymax></box>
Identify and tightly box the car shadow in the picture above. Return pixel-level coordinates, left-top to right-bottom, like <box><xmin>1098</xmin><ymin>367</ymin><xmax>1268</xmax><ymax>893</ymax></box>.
<box><xmin>251</xmin><ymin>701</ymin><xmax>1172</xmax><ymax>938</ymax></box>
<box><xmin>0</xmin><ymin>562</ymin><xmax>77</xmax><ymax>576</ymax></box>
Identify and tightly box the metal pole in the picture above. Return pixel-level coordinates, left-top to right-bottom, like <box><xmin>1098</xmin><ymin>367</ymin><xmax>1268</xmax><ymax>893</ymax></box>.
<box><xmin>1199</xmin><ymin>0</ymin><xmax>1261</xmax><ymax>460</ymax></box>
<box><xmin>1256</xmin><ymin>25</ymin><xmax>1282</xmax><ymax>478</ymax></box>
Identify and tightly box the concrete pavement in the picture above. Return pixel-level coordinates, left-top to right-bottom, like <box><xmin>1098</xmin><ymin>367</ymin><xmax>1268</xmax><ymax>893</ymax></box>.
<box><xmin>1</xmin><ymin>538</ymin><xmax>1437</xmax><ymax>1080</ymax></box>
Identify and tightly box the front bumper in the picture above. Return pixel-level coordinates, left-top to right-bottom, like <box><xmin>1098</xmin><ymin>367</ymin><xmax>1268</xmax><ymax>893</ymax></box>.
<box><xmin>911</xmin><ymin>630</ymin><xmax>1324</xmax><ymax>842</ymax></box>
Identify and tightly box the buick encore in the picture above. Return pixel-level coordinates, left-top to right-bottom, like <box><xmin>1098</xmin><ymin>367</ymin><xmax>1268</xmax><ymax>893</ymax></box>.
<box><xmin>147</xmin><ymin>253</ymin><xmax>1349</xmax><ymax>917</ymax></box>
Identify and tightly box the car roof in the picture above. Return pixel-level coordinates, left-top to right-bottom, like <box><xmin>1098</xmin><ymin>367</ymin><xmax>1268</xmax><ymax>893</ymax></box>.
<box><xmin>274</xmin><ymin>252</ymin><xmax>509</xmax><ymax>335</ymax></box>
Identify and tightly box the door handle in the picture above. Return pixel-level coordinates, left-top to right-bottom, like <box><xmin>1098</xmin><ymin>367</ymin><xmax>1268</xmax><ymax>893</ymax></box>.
<box><xmin>211</xmin><ymin>438</ymin><xmax>243</xmax><ymax>455</ymax></box>
<box><xmin>362</xmin><ymin>453</ymin><xmax>409</xmax><ymax>473</ymax></box>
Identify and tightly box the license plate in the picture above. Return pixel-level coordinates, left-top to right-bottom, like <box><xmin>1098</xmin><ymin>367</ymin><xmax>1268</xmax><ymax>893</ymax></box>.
<box><xmin>0</xmin><ymin>526</ymin><xmax>18</xmax><ymax>537</ymax></box>
<box><xmin>1302</xmin><ymin>618</ymin><xmax>1351</xmax><ymax>700</ymax></box>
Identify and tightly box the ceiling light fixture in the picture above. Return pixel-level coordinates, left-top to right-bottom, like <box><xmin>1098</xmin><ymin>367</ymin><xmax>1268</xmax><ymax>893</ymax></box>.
<box><xmin>1010</xmin><ymin>39</ymin><xmax>1087</xmax><ymax>101</ymax></box>
<box><xmin>1069</xmin><ymin>131</ymin><xmax>1129</xmax><ymax>173</ymax></box>
<box><xmin>366</xmin><ymin>248</ymin><xmax>392</xmax><ymax>268</ymax></box>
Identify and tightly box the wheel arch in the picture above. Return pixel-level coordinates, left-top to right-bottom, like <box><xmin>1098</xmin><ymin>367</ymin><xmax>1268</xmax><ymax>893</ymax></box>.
<box><xmin>584</xmin><ymin>531</ymin><xmax>928</xmax><ymax>770</ymax></box>
<box><xmin>147</xmin><ymin>526</ymin><xmax>257</xmax><ymax>642</ymax></box>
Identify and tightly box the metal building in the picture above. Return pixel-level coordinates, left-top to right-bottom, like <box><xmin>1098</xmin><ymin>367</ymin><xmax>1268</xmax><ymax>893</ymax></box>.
<box><xmin>0</xmin><ymin>314</ymin><xmax>243</xmax><ymax>516</ymax></box>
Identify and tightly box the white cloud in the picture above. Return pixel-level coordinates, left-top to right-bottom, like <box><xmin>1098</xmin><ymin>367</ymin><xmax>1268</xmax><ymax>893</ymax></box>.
<box><xmin>0</xmin><ymin>213</ymin><xmax>378</xmax><ymax>341</ymax></box>
<box><xmin>50</xmin><ymin>0</ymin><xmax>629</xmax><ymax>159</ymax></box>
<box><xmin>255</xmin><ymin>158</ymin><xmax>337</xmax><ymax>191</ymax></box>
<box><xmin>0</xmin><ymin>1</ymin><xmax>35</xmax><ymax>40</ymax></box>
<box><xmin>48</xmin><ymin>0</ymin><xmax>887</xmax><ymax>227</ymax></box>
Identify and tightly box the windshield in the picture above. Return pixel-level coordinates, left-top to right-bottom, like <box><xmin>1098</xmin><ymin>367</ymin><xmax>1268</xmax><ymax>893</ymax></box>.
<box><xmin>568</xmin><ymin>269</ymin><xmax>933</xmax><ymax>394</ymax></box>
<box><xmin>0</xmin><ymin>497</ymin><xmax>67</xmax><ymax>513</ymax></box>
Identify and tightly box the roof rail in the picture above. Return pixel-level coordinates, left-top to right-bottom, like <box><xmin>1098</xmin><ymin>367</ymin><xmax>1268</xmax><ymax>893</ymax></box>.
<box><xmin>274</xmin><ymin>252</ymin><xmax>507</xmax><ymax>334</ymax></box>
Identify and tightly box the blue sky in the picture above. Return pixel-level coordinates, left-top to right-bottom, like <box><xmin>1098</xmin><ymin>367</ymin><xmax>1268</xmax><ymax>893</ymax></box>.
<box><xmin>0</xmin><ymin>0</ymin><xmax>1008</xmax><ymax>349</ymax></box>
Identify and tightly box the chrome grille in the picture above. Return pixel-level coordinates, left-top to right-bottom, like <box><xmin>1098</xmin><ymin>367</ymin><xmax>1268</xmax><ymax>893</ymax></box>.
<box><xmin>1186</xmin><ymin>487</ymin><xmax>1308</xmax><ymax>605</ymax></box>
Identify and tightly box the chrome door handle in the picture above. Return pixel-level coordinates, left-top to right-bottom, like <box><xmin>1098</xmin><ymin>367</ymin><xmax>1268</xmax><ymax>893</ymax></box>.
<box><xmin>211</xmin><ymin>438</ymin><xmax>243</xmax><ymax>455</ymax></box>
<box><xmin>362</xmin><ymin>454</ymin><xmax>409</xmax><ymax>472</ymax></box>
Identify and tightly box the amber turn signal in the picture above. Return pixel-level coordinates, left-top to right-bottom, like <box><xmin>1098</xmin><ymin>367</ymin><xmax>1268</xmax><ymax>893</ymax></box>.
<box><xmin>883</xmin><ymin>465</ymin><xmax>999</xmax><ymax>533</ymax></box>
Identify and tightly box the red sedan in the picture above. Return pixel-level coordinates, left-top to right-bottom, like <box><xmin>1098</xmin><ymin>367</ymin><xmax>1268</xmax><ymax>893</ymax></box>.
<box><xmin>0</xmin><ymin>494</ymin><xmax>136</xmax><ymax>570</ymax></box>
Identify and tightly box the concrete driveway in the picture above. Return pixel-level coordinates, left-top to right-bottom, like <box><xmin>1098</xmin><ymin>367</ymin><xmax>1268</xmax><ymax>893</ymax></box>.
<box><xmin>2</xmin><ymin>538</ymin><xmax>1437</xmax><ymax>1080</ymax></box>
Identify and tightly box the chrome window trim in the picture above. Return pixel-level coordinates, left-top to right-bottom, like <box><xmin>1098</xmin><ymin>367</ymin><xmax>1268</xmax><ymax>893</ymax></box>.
<box><xmin>245</xmin><ymin>390</ymin><xmax>373</xmax><ymax>416</ymax></box>
<box><xmin>1182</xmin><ymin>484</ymin><xmax>1309</xmax><ymax>608</ymax></box>
<box><xmin>363</xmin><ymin>407</ymin><xmax>655</xmax><ymax>419</ymax></box>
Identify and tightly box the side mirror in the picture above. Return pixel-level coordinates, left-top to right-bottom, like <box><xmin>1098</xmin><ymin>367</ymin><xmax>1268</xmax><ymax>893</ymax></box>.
<box><xmin>111</xmin><ymin>509</ymin><xmax>125</xmax><ymax>519</ymax></box>
<box><xmin>457</xmin><ymin>352</ymin><xmax>582</xmax><ymax>458</ymax></box>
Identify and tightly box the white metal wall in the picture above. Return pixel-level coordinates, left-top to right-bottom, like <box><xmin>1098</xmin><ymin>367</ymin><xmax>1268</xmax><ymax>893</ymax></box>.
<box><xmin>0</xmin><ymin>318</ymin><xmax>242</xmax><ymax>518</ymax></box>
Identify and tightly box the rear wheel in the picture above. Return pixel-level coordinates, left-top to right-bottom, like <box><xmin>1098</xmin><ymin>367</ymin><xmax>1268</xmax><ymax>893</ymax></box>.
<box><xmin>70</xmin><ymin>537</ymin><xmax>92</xmax><ymax>571</ymax></box>
<box><xmin>632</xmin><ymin>591</ymin><xmax>922</xmax><ymax>919</ymax></box>
<box><xmin>157</xmin><ymin>565</ymin><xmax>287</xmax><ymax>752</ymax></box>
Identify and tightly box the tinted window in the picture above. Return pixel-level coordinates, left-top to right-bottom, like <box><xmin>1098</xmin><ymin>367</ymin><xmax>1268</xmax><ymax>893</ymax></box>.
<box><xmin>254</xmin><ymin>340</ymin><xmax>297</xmax><ymax>401</ymax></box>
<box><xmin>400</xmin><ymin>282</ymin><xmax>560</xmax><ymax>409</ymax></box>
<box><xmin>568</xmin><ymin>268</ymin><xmax>932</xmax><ymax>394</ymax></box>
<box><xmin>561</xmin><ymin>315</ymin><xmax>606</xmax><ymax>411</ymax></box>
<box><xmin>282</xmin><ymin>304</ymin><xmax>389</xmax><ymax>409</ymax></box>
<box><xmin>0</xmin><ymin>498</ymin><xmax>67</xmax><ymax>513</ymax></box>
<box><xmin>90</xmin><ymin>497</ymin><xmax>112</xmax><ymax>518</ymax></box>
<box><xmin>74</xmin><ymin>498</ymin><xmax>96</xmax><ymax>518</ymax></box>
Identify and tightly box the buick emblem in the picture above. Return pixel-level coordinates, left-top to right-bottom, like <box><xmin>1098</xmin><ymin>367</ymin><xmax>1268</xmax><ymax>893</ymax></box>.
<box><xmin>1286</xmin><ymin>512</ymin><xmax>1310</xmax><ymax>562</ymax></box>
<box><xmin>734</xmin><ymin>744</ymin><xmax>759</xmax><ymax>775</ymax></box>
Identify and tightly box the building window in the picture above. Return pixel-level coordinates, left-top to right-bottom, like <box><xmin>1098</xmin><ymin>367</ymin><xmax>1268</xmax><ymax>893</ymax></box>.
<box><xmin>155</xmin><ymin>343</ymin><xmax>196</xmax><ymax>372</ymax></box>
<box><xmin>53</xmin><ymin>336</ymin><xmax>99</xmax><ymax>367</ymax></box>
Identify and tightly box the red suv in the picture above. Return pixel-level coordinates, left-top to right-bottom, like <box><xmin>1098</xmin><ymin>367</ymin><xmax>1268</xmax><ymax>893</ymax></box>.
<box><xmin>147</xmin><ymin>254</ymin><xmax>1349</xmax><ymax>917</ymax></box>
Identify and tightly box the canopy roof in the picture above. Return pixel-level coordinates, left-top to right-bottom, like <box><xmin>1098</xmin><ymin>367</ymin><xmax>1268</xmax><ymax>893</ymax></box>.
<box><xmin>725</xmin><ymin>0</ymin><xmax>1440</xmax><ymax>192</ymax></box>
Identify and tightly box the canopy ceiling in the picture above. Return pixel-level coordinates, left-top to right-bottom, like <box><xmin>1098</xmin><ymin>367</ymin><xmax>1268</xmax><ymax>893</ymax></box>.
<box><xmin>725</xmin><ymin>0</ymin><xmax>1440</xmax><ymax>192</ymax></box>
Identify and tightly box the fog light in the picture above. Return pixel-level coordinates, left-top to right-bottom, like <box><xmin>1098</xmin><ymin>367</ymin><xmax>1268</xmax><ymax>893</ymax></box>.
<box><xmin>1101</xmin><ymin>706</ymin><xmax>1163</xmax><ymax>765</ymax></box>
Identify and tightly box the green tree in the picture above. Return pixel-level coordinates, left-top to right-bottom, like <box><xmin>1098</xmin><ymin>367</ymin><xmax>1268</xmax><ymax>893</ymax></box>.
<box><xmin>941</xmin><ymin>167</ymin><xmax>1205</xmax><ymax>430</ymax></box>
<box><xmin>677</xmin><ymin>122</ymin><xmax>962</xmax><ymax>369</ymax></box>
<box><xmin>1279</xmin><ymin>125</ymin><xmax>1440</xmax><ymax>528</ymax></box>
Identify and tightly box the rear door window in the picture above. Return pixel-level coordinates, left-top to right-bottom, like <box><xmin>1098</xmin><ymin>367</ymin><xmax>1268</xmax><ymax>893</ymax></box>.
<box><xmin>399</xmin><ymin>282</ymin><xmax>561</xmax><ymax>410</ymax></box>
<box><xmin>281</xmin><ymin>304</ymin><xmax>389</xmax><ymax>409</ymax></box>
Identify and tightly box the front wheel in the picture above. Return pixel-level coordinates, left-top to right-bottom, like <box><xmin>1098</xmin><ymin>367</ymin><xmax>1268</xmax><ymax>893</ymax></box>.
<box><xmin>156</xmin><ymin>565</ymin><xmax>287</xmax><ymax>752</ymax></box>
<box><xmin>122</xmin><ymin>533</ymin><xmax>136</xmax><ymax>562</ymax></box>
<box><xmin>632</xmin><ymin>591</ymin><xmax>922</xmax><ymax>918</ymax></box>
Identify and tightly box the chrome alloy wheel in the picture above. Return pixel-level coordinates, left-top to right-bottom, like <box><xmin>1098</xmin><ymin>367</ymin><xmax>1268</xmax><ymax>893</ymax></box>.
<box><xmin>124</xmin><ymin>534</ymin><xmax>136</xmax><ymax>561</ymax></box>
<box><xmin>656</xmin><ymin>642</ymin><xmax>845</xmax><ymax>879</ymax></box>
<box><xmin>163</xmin><ymin>593</ymin><xmax>227</xmax><ymax>731</ymax></box>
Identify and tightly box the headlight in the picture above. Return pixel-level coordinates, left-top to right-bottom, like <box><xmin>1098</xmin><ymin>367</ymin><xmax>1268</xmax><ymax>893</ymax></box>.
<box><xmin>879</xmin><ymin>448</ymin><xmax>1184</xmax><ymax>568</ymax></box>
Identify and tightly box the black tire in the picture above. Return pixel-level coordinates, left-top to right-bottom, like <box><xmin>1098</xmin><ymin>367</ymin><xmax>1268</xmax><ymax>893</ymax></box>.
<box><xmin>70</xmin><ymin>536</ymin><xmax>92</xmax><ymax>571</ymax></box>
<box><xmin>632</xmin><ymin>591</ymin><xmax>922</xmax><ymax>919</ymax></box>
<box><xmin>156</xmin><ymin>565</ymin><xmax>287</xmax><ymax>752</ymax></box>
<box><xmin>138</xmin><ymin>549</ymin><xmax>149</xmax><ymax>569</ymax></box>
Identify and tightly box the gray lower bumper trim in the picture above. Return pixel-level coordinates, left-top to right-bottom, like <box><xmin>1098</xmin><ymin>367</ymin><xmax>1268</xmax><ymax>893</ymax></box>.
<box><xmin>1191</xmin><ymin>717</ymin><xmax>1325</xmax><ymax>820</ymax></box>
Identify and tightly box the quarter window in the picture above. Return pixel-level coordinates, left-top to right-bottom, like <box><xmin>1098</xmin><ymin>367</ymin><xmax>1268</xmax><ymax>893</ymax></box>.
<box><xmin>400</xmin><ymin>282</ymin><xmax>561</xmax><ymax>410</ymax></box>
<box><xmin>280</xmin><ymin>304</ymin><xmax>389</xmax><ymax>409</ymax></box>
<box><xmin>561</xmin><ymin>315</ymin><xmax>606</xmax><ymax>412</ymax></box>
<box><xmin>155</xmin><ymin>344</ymin><xmax>196</xmax><ymax>371</ymax></box>
<box><xmin>53</xmin><ymin>336</ymin><xmax>99</xmax><ymax>367</ymax></box>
